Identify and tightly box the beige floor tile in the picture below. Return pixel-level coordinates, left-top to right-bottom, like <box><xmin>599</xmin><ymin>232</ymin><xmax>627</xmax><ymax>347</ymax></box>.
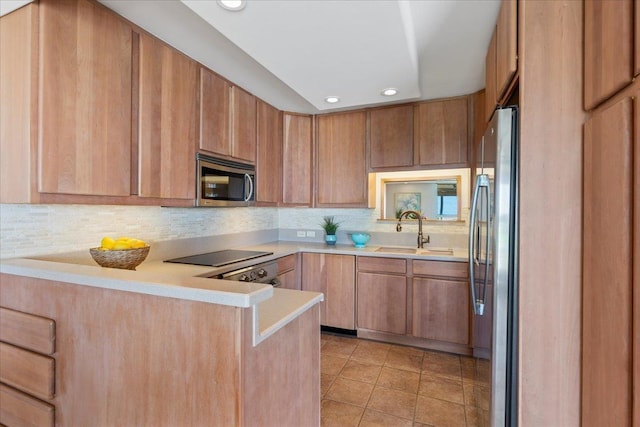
<box><xmin>460</xmin><ymin>356</ymin><xmax>476</xmax><ymax>381</ymax></box>
<box><xmin>321</xmin><ymin>399</ymin><xmax>364</xmax><ymax>427</ymax></box>
<box><xmin>340</xmin><ymin>359</ymin><xmax>382</xmax><ymax>384</ymax></box>
<box><xmin>367</xmin><ymin>386</ymin><xmax>417</xmax><ymax>420</ymax></box>
<box><xmin>325</xmin><ymin>377</ymin><xmax>374</xmax><ymax>407</ymax></box>
<box><xmin>465</xmin><ymin>405</ymin><xmax>481</xmax><ymax>427</ymax></box>
<box><xmin>415</xmin><ymin>395</ymin><xmax>466</xmax><ymax>427</ymax></box>
<box><xmin>462</xmin><ymin>381</ymin><xmax>478</xmax><ymax>407</ymax></box>
<box><xmin>359</xmin><ymin>409</ymin><xmax>414</xmax><ymax>427</ymax></box>
<box><xmin>412</xmin><ymin>423</ymin><xmax>433</xmax><ymax>427</ymax></box>
<box><xmin>390</xmin><ymin>344</ymin><xmax>425</xmax><ymax>357</ymax></box>
<box><xmin>322</xmin><ymin>353</ymin><xmax>349</xmax><ymax>376</ymax></box>
<box><xmin>351</xmin><ymin>340</ymin><xmax>391</xmax><ymax>365</ymax></box>
<box><xmin>377</xmin><ymin>367</ymin><xmax>421</xmax><ymax>394</ymax></box>
<box><xmin>385</xmin><ymin>347</ymin><xmax>424</xmax><ymax>373</ymax></box>
<box><xmin>422</xmin><ymin>356</ymin><xmax>461</xmax><ymax>379</ymax></box>
<box><xmin>418</xmin><ymin>373</ymin><xmax>464</xmax><ymax>405</ymax></box>
<box><xmin>321</xmin><ymin>373</ymin><xmax>337</xmax><ymax>397</ymax></box>
<box><xmin>322</xmin><ymin>338</ymin><xmax>359</xmax><ymax>358</ymax></box>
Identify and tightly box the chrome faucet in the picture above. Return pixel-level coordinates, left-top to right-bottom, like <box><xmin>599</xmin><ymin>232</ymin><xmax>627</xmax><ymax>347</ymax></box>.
<box><xmin>396</xmin><ymin>210</ymin><xmax>430</xmax><ymax>249</ymax></box>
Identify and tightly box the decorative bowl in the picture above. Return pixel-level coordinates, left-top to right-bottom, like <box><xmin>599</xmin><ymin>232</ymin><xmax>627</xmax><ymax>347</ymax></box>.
<box><xmin>350</xmin><ymin>232</ymin><xmax>371</xmax><ymax>248</ymax></box>
<box><xmin>89</xmin><ymin>246</ymin><xmax>150</xmax><ymax>270</ymax></box>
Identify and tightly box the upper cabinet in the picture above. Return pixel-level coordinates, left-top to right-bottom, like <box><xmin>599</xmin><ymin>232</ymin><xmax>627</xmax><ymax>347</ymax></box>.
<box><xmin>256</xmin><ymin>100</ymin><xmax>282</xmax><ymax>206</ymax></box>
<box><xmin>316</xmin><ymin>111</ymin><xmax>368</xmax><ymax>206</ymax></box>
<box><xmin>282</xmin><ymin>113</ymin><xmax>313</xmax><ymax>206</ymax></box>
<box><xmin>495</xmin><ymin>0</ymin><xmax>517</xmax><ymax>101</ymax></box>
<box><xmin>200</xmin><ymin>68</ymin><xmax>256</xmax><ymax>164</ymax></box>
<box><xmin>584</xmin><ymin>0</ymin><xmax>634</xmax><ymax>110</ymax></box>
<box><xmin>138</xmin><ymin>33</ymin><xmax>198</xmax><ymax>200</ymax></box>
<box><xmin>485</xmin><ymin>0</ymin><xmax>518</xmax><ymax>123</ymax></box>
<box><xmin>415</xmin><ymin>97</ymin><xmax>468</xmax><ymax>167</ymax></box>
<box><xmin>39</xmin><ymin>0</ymin><xmax>133</xmax><ymax>196</ymax></box>
<box><xmin>369</xmin><ymin>105</ymin><xmax>414</xmax><ymax>170</ymax></box>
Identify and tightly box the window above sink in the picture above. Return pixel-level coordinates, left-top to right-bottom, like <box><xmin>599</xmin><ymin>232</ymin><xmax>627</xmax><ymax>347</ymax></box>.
<box><xmin>370</xmin><ymin>168</ymin><xmax>470</xmax><ymax>223</ymax></box>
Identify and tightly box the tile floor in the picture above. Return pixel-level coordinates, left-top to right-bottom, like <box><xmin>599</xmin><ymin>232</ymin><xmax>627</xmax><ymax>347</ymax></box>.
<box><xmin>320</xmin><ymin>333</ymin><xmax>489</xmax><ymax>427</ymax></box>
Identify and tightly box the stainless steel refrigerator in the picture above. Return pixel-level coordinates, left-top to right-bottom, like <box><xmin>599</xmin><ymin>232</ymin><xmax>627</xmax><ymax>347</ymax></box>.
<box><xmin>468</xmin><ymin>106</ymin><xmax>518</xmax><ymax>427</ymax></box>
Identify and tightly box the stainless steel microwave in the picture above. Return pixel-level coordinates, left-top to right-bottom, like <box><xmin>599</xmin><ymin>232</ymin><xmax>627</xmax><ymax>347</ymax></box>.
<box><xmin>196</xmin><ymin>154</ymin><xmax>255</xmax><ymax>207</ymax></box>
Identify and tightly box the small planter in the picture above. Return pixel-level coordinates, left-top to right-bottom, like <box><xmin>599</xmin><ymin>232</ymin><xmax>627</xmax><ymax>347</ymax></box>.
<box><xmin>325</xmin><ymin>234</ymin><xmax>337</xmax><ymax>245</ymax></box>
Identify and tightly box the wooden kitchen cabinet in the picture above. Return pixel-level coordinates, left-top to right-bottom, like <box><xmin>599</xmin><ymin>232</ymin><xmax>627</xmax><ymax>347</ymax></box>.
<box><xmin>256</xmin><ymin>100</ymin><xmax>282</xmax><ymax>205</ymax></box>
<box><xmin>38</xmin><ymin>0</ymin><xmax>133</xmax><ymax>197</ymax></box>
<box><xmin>356</xmin><ymin>257</ymin><xmax>407</xmax><ymax>335</ymax></box>
<box><xmin>582</xmin><ymin>87</ymin><xmax>637</xmax><ymax>427</ymax></box>
<box><xmin>277</xmin><ymin>254</ymin><xmax>299</xmax><ymax>290</ymax></box>
<box><xmin>495</xmin><ymin>0</ymin><xmax>517</xmax><ymax>101</ymax></box>
<box><xmin>636</xmin><ymin>0</ymin><xmax>640</xmax><ymax>77</ymax></box>
<box><xmin>138</xmin><ymin>33</ymin><xmax>198</xmax><ymax>200</ymax></box>
<box><xmin>411</xmin><ymin>260</ymin><xmax>469</xmax><ymax>345</ymax></box>
<box><xmin>200</xmin><ymin>68</ymin><xmax>256</xmax><ymax>164</ymax></box>
<box><xmin>484</xmin><ymin>28</ymin><xmax>498</xmax><ymax>123</ymax></box>
<box><xmin>414</xmin><ymin>97</ymin><xmax>468</xmax><ymax>167</ymax></box>
<box><xmin>282</xmin><ymin>113</ymin><xmax>313</xmax><ymax>206</ymax></box>
<box><xmin>301</xmin><ymin>253</ymin><xmax>355</xmax><ymax>330</ymax></box>
<box><xmin>369</xmin><ymin>105</ymin><xmax>414</xmax><ymax>170</ymax></box>
<box><xmin>584</xmin><ymin>0</ymin><xmax>633</xmax><ymax>110</ymax></box>
<box><xmin>316</xmin><ymin>111</ymin><xmax>368</xmax><ymax>206</ymax></box>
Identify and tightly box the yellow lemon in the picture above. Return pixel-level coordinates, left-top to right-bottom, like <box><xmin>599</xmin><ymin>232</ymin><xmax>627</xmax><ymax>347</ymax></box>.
<box><xmin>112</xmin><ymin>241</ymin><xmax>131</xmax><ymax>250</ymax></box>
<box><xmin>130</xmin><ymin>240</ymin><xmax>147</xmax><ymax>249</ymax></box>
<box><xmin>101</xmin><ymin>237</ymin><xmax>116</xmax><ymax>250</ymax></box>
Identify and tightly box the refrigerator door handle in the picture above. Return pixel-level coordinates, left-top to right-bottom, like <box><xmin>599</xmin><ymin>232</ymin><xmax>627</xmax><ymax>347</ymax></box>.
<box><xmin>468</xmin><ymin>174</ymin><xmax>488</xmax><ymax>316</ymax></box>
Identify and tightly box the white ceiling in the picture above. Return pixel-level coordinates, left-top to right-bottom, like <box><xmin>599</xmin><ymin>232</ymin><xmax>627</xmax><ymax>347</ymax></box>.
<box><xmin>4</xmin><ymin>0</ymin><xmax>501</xmax><ymax>114</ymax></box>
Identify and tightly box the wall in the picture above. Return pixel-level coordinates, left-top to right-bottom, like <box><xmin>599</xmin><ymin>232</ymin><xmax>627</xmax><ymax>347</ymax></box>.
<box><xmin>0</xmin><ymin>204</ymin><xmax>278</xmax><ymax>259</ymax></box>
<box><xmin>0</xmin><ymin>204</ymin><xmax>469</xmax><ymax>259</ymax></box>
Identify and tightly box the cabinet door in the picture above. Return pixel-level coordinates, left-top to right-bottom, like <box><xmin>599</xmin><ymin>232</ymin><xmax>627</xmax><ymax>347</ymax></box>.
<box><xmin>584</xmin><ymin>0</ymin><xmax>633</xmax><ymax>110</ymax></box>
<box><xmin>415</xmin><ymin>98</ymin><xmax>468</xmax><ymax>166</ymax></box>
<box><xmin>231</xmin><ymin>86</ymin><xmax>256</xmax><ymax>163</ymax></box>
<box><xmin>412</xmin><ymin>277</ymin><xmax>469</xmax><ymax>345</ymax></box>
<box><xmin>200</xmin><ymin>68</ymin><xmax>231</xmax><ymax>157</ymax></box>
<box><xmin>583</xmin><ymin>96</ymin><xmax>634</xmax><ymax>426</ymax></box>
<box><xmin>282</xmin><ymin>113</ymin><xmax>312</xmax><ymax>206</ymax></box>
<box><xmin>138</xmin><ymin>33</ymin><xmax>197</xmax><ymax>199</ymax></box>
<box><xmin>484</xmin><ymin>27</ymin><xmax>497</xmax><ymax>123</ymax></box>
<box><xmin>357</xmin><ymin>272</ymin><xmax>406</xmax><ymax>335</ymax></box>
<box><xmin>316</xmin><ymin>111</ymin><xmax>367</xmax><ymax>206</ymax></box>
<box><xmin>278</xmin><ymin>269</ymin><xmax>298</xmax><ymax>290</ymax></box>
<box><xmin>369</xmin><ymin>105</ymin><xmax>413</xmax><ymax>169</ymax></box>
<box><xmin>301</xmin><ymin>253</ymin><xmax>355</xmax><ymax>329</ymax></box>
<box><xmin>496</xmin><ymin>0</ymin><xmax>517</xmax><ymax>100</ymax></box>
<box><xmin>256</xmin><ymin>100</ymin><xmax>282</xmax><ymax>205</ymax></box>
<box><xmin>39</xmin><ymin>0</ymin><xmax>132</xmax><ymax>196</ymax></box>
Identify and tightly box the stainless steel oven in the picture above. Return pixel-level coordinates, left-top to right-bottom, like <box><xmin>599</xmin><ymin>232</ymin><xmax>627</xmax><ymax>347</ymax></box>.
<box><xmin>216</xmin><ymin>260</ymin><xmax>280</xmax><ymax>287</ymax></box>
<box><xmin>196</xmin><ymin>154</ymin><xmax>255</xmax><ymax>207</ymax></box>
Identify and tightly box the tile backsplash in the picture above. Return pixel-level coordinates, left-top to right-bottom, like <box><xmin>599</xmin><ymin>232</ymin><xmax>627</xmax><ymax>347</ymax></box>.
<box><xmin>0</xmin><ymin>204</ymin><xmax>469</xmax><ymax>259</ymax></box>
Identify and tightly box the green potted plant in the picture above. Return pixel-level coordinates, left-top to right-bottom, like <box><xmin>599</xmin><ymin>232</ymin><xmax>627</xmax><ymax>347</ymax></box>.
<box><xmin>321</xmin><ymin>216</ymin><xmax>340</xmax><ymax>245</ymax></box>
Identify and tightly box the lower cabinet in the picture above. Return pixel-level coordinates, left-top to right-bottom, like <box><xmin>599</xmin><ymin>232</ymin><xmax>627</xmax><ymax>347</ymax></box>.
<box><xmin>277</xmin><ymin>254</ymin><xmax>299</xmax><ymax>290</ymax></box>
<box><xmin>411</xmin><ymin>277</ymin><xmax>470</xmax><ymax>345</ymax></box>
<box><xmin>301</xmin><ymin>253</ymin><xmax>355</xmax><ymax>329</ymax></box>
<box><xmin>357</xmin><ymin>272</ymin><xmax>407</xmax><ymax>335</ymax></box>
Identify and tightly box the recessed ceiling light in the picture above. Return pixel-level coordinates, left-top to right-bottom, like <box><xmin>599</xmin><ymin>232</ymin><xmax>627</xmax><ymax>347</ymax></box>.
<box><xmin>325</xmin><ymin>96</ymin><xmax>340</xmax><ymax>104</ymax></box>
<box><xmin>217</xmin><ymin>0</ymin><xmax>246</xmax><ymax>11</ymax></box>
<box><xmin>382</xmin><ymin>88</ymin><xmax>398</xmax><ymax>96</ymax></box>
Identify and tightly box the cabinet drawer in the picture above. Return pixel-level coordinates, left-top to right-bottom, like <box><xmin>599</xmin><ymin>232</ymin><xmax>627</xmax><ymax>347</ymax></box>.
<box><xmin>277</xmin><ymin>254</ymin><xmax>297</xmax><ymax>274</ymax></box>
<box><xmin>358</xmin><ymin>257</ymin><xmax>406</xmax><ymax>274</ymax></box>
<box><xmin>0</xmin><ymin>308</ymin><xmax>55</xmax><ymax>355</ymax></box>
<box><xmin>0</xmin><ymin>343</ymin><xmax>55</xmax><ymax>400</ymax></box>
<box><xmin>0</xmin><ymin>384</ymin><xmax>54</xmax><ymax>427</ymax></box>
<box><xmin>412</xmin><ymin>260</ymin><xmax>468</xmax><ymax>279</ymax></box>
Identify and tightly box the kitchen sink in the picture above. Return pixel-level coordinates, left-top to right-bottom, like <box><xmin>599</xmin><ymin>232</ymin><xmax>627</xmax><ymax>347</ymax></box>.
<box><xmin>374</xmin><ymin>247</ymin><xmax>455</xmax><ymax>256</ymax></box>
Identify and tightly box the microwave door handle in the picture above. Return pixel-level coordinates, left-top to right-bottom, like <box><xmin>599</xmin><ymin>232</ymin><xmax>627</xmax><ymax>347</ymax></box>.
<box><xmin>244</xmin><ymin>173</ymin><xmax>254</xmax><ymax>202</ymax></box>
<box><xmin>468</xmin><ymin>175</ymin><xmax>481</xmax><ymax>315</ymax></box>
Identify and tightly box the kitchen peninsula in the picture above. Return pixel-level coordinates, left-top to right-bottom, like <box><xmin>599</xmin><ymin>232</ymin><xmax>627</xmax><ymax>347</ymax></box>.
<box><xmin>0</xmin><ymin>253</ymin><xmax>323</xmax><ymax>426</ymax></box>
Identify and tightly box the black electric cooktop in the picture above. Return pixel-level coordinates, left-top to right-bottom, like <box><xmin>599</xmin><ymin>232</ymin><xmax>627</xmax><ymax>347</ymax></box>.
<box><xmin>164</xmin><ymin>249</ymin><xmax>273</xmax><ymax>268</ymax></box>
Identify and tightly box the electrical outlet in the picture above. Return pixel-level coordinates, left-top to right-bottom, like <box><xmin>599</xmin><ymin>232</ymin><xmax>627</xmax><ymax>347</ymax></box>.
<box><xmin>296</xmin><ymin>231</ymin><xmax>306</xmax><ymax>237</ymax></box>
<box><xmin>306</xmin><ymin>231</ymin><xmax>316</xmax><ymax>237</ymax></box>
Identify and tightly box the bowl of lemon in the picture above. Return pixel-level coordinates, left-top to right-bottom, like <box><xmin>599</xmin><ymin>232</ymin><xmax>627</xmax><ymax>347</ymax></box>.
<box><xmin>90</xmin><ymin>236</ymin><xmax>150</xmax><ymax>270</ymax></box>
